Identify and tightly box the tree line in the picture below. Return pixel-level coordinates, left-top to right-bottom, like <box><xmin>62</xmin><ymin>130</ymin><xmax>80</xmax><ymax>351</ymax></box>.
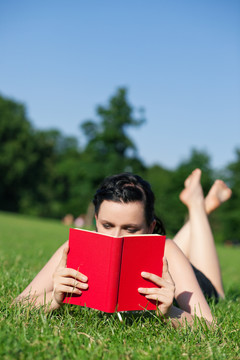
<box><xmin>0</xmin><ymin>89</ymin><xmax>239</xmax><ymax>243</ymax></box>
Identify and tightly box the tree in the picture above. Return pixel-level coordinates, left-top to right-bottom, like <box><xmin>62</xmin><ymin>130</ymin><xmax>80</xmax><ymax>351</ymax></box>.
<box><xmin>79</xmin><ymin>88</ymin><xmax>146</xmax><ymax>198</ymax></box>
<box><xmin>2</xmin><ymin>90</ymin><xmax>236</xmax><ymax>239</ymax></box>
<box><xmin>0</xmin><ymin>94</ymin><xmax>37</xmax><ymax>212</ymax></box>
<box><xmin>0</xmin><ymin>94</ymin><xmax>80</xmax><ymax>217</ymax></box>
<box><xmin>146</xmin><ymin>164</ymin><xmax>179</xmax><ymax>236</ymax></box>
<box><xmin>146</xmin><ymin>149</ymin><xmax>214</xmax><ymax>237</ymax></box>
<box><xmin>174</xmin><ymin>148</ymin><xmax>213</xmax><ymax>194</ymax></box>
<box><xmin>18</xmin><ymin>129</ymin><xmax>82</xmax><ymax>217</ymax></box>
<box><xmin>213</xmin><ymin>148</ymin><xmax>240</xmax><ymax>242</ymax></box>
<box><xmin>0</xmin><ymin>89</ymin><xmax>146</xmax><ymax>220</ymax></box>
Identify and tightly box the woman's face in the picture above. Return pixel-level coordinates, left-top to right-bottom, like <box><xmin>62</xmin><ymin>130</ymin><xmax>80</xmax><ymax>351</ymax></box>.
<box><xmin>95</xmin><ymin>200</ymin><xmax>155</xmax><ymax>237</ymax></box>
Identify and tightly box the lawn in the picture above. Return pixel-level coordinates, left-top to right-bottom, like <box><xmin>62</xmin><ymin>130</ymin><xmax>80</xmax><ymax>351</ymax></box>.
<box><xmin>0</xmin><ymin>211</ymin><xmax>239</xmax><ymax>359</ymax></box>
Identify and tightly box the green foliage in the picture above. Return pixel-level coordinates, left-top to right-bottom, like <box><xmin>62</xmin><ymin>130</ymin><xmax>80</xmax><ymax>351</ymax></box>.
<box><xmin>212</xmin><ymin>148</ymin><xmax>240</xmax><ymax>242</ymax></box>
<box><xmin>73</xmin><ymin>88</ymin><xmax>146</xmax><ymax>215</ymax></box>
<box><xmin>80</xmin><ymin>88</ymin><xmax>145</xmax><ymax>183</ymax></box>
<box><xmin>82</xmin><ymin>88</ymin><xmax>144</xmax><ymax>157</ymax></box>
<box><xmin>0</xmin><ymin>89</ymin><xmax>146</xmax><ymax>220</ymax></box>
<box><xmin>0</xmin><ymin>212</ymin><xmax>240</xmax><ymax>359</ymax></box>
<box><xmin>0</xmin><ymin>91</ymin><xmax>240</xmax><ymax>243</ymax></box>
<box><xmin>146</xmin><ymin>149</ymin><xmax>214</xmax><ymax>236</ymax></box>
<box><xmin>145</xmin><ymin>165</ymin><xmax>175</xmax><ymax>234</ymax></box>
<box><xmin>0</xmin><ymin>95</ymin><xmax>68</xmax><ymax>217</ymax></box>
<box><xmin>0</xmin><ymin>95</ymin><xmax>35</xmax><ymax>212</ymax></box>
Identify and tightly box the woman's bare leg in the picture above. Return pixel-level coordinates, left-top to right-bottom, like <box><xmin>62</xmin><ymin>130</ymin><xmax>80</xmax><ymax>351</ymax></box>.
<box><xmin>173</xmin><ymin>176</ymin><xmax>232</xmax><ymax>258</ymax></box>
<box><xmin>175</xmin><ymin>169</ymin><xmax>225</xmax><ymax>297</ymax></box>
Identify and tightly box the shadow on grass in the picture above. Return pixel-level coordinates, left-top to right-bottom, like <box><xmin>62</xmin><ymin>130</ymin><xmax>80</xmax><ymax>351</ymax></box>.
<box><xmin>57</xmin><ymin>304</ymin><xmax>162</xmax><ymax>327</ymax></box>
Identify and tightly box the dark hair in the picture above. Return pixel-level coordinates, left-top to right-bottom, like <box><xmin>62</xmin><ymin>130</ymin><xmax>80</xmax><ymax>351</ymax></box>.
<box><xmin>93</xmin><ymin>173</ymin><xmax>165</xmax><ymax>235</ymax></box>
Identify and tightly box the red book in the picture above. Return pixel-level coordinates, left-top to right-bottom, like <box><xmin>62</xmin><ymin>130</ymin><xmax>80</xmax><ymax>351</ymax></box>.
<box><xmin>64</xmin><ymin>228</ymin><xmax>166</xmax><ymax>313</ymax></box>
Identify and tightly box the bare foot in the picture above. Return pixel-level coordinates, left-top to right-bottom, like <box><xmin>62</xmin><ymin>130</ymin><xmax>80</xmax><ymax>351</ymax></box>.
<box><xmin>205</xmin><ymin>180</ymin><xmax>232</xmax><ymax>214</ymax></box>
<box><xmin>179</xmin><ymin>169</ymin><xmax>204</xmax><ymax>208</ymax></box>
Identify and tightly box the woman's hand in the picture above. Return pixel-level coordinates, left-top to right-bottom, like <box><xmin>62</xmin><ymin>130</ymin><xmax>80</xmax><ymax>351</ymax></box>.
<box><xmin>138</xmin><ymin>257</ymin><xmax>175</xmax><ymax>317</ymax></box>
<box><xmin>52</xmin><ymin>245</ymin><xmax>88</xmax><ymax>306</ymax></box>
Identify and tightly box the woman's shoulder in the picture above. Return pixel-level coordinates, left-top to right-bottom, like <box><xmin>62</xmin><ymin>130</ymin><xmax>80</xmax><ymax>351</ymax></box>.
<box><xmin>165</xmin><ymin>237</ymin><xmax>174</xmax><ymax>249</ymax></box>
<box><xmin>164</xmin><ymin>238</ymin><xmax>186</xmax><ymax>259</ymax></box>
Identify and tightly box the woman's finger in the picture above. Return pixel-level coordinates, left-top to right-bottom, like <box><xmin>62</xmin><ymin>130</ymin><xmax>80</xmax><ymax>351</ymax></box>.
<box><xmin>58</xmin><ymin>277</ymin><xmax>88</xmax><ymax>290</ymax></box>
<box><xmin>54</xmin><ymin>284</ymin><xmax>82</xmax><ymax>295</ymax></box>
<box><xmin>141</xmin><ymin>272</ymin><xmax>173</xmax><ymax>288</ymax></box>
<box><xmin>57</xmin><ymin>268</ymin><xmax>88</xmax><ymax>282</ymax></box>
<box><xmin>138</xmin><ymin>285</ymin><xmax>174</xmax><ymax>295</ymax></box>
<box><xmin>141</xmin><ymin>258</ymin><xmax>175</xmax><ymax>288</ymax></box>
<box><xmin>145</xmin><ymin>293</ymin><xmax>171</xmax><ymax>302</ymax></box>
<box><xmin>139</xmin><ymin>276</ymin><xmax>174</xmax><ymax>290</ymax></box>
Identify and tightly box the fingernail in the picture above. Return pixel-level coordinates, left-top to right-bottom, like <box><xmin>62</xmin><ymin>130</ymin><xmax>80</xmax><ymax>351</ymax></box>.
<box><xmin>141</xmin><ymin>272</ymin><xmax>147</xmax><ymax>276</ymax></box>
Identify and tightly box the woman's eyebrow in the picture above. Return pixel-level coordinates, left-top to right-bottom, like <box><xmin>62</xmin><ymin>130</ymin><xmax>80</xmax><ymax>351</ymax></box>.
<box><xmin>122</xmin><ymin>224</ymin><xmax>139</xmax><ymax>228</ymax></box>
<box><xmin>101</xmin><ymin>220</ymin><xmax>114</xmax><ymax>225</ymax></box>
<box><xmin>100</xmin><ymin>220</ymin><xmax>139</xmax><ymax>228</ymax></box>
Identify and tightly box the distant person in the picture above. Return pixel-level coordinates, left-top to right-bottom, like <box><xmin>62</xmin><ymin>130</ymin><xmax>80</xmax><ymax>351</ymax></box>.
<box><xmin>16</xmin><ymin>169</ymin><xmax>231</xmax><ymax>327</ymax></box>
<box><xmin>61</xmin><ymin>214</ymin><xmax>74</xmax><ymax>226</ymax></box>
<box><xmin>74</xmin><ymin>215</ymin><xmax>85</xmax><ymax>228</ymax></box>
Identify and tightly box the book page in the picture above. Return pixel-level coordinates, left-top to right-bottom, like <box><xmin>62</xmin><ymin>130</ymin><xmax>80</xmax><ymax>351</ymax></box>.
<box><xmin>117</xmin><ymin>235</ymin><xmax>166</xmax><ymax>312</ymax></box>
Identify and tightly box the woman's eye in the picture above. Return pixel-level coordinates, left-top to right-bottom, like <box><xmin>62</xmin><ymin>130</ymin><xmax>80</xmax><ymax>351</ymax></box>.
<box><xmin>127</xmin><ymin>228</ymin><xmax>138</xmax><ymax>233</ymax></box>
<box><xmin>103</xmin><ymin>223</ymin><xmax>111</xmax><ymax>229</ymax></box>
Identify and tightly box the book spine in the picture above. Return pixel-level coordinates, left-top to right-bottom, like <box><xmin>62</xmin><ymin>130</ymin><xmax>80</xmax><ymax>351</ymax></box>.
<box><xmin>105</xmin><ymin>237</ymin><xmax>124</xmax><ymax>312</ymax></box>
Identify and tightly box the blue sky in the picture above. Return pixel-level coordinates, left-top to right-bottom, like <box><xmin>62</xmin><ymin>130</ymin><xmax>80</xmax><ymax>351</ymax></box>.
<box><xmin>1</xmin><ymin>0</ymin><xmax>239</xmax><ymax>170</ymax></box>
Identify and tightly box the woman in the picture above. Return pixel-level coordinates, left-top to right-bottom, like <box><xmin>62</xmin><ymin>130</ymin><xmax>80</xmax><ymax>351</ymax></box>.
<box><xmin>17</xmin><ymin>169</ymin><xmax>231</xmax><ymax>327</ymax></box>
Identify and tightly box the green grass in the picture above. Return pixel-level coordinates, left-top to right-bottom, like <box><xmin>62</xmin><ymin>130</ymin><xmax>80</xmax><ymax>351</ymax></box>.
<box><xmin>0</xmin><ymin>211</ymin><xmax>239</xmax><ymax>359</ymax></box>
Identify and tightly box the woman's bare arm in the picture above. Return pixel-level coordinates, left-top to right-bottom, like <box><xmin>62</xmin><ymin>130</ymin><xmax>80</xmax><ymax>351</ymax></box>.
<box><xmin>16</xmin><ymin>241</ymin><xmax>88</xmax><ymax>311</ymax></box>
<box><xmin>165</xmin><ymin>239</ymin><xmax>213</xmax><ymax>325</ymax></box>
<box><xmin>139</xmin><ymin>239</ymin><xmax>213</xmax><ymax>327</ymax></box>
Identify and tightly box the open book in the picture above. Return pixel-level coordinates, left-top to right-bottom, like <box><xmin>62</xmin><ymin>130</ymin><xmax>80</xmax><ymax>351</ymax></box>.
<box><xmin>63</xmin><ymin>228</ymin><xmax>166</xmax><ymax>313</ymax></box>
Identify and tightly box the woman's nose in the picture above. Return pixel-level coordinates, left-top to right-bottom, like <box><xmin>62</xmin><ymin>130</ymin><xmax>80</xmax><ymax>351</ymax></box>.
<box><xmin>112</xmin><ymin>228</ymin><xmax>122</xmax><ymax>237</ymax></box>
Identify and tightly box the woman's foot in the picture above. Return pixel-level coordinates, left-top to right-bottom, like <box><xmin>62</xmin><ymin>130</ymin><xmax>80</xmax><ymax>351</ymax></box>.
<box><xmin>205</xmin><ymin>180</ymin><xmax>232</xmax><ymax>214</ymax></box>
<box><xmin>179</xmin><ymin>169</ymin><xmax>204</xmax><ymax>209</ymax></box>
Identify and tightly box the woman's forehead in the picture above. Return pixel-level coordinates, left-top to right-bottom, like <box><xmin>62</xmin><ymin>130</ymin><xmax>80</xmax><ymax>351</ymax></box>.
<box><xmin>97</xmin><ymin>200</ymin><xmax>145</xmax><ymax>223</ymax></box>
